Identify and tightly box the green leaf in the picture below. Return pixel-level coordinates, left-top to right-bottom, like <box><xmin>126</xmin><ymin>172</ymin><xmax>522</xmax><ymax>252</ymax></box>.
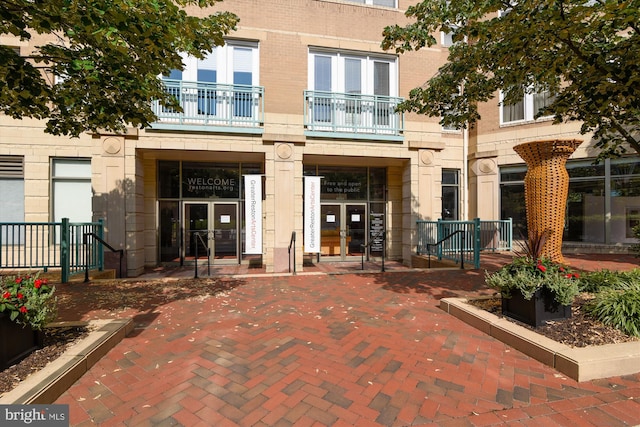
<box><xmin>381</xmin><ymin>0</ymin><xmax>640</xmax><ymax>159</ymax></box>
<box><xmin>0</xmin><ymin>0</ymin><xmax>238</xmax><ymax>137</ymax></box>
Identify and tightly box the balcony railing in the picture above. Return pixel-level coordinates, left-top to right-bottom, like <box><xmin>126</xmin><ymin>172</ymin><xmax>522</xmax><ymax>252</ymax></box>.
<box><xmin>151</xmin><ymin>80</ymin><xmax>264</xmax><ymax>133</ymax></box>
<box><xmin>304</xmin><ymin>90</ymin><xmax>404</xmax><ymax>139</ymax></box>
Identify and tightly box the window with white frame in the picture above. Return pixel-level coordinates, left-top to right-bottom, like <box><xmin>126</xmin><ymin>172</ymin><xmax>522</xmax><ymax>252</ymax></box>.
<box><xmin>441</xmin><ymin>31</ymin><xmax>454</xmax><ymax>47</ymax></box>
<box><xmin>440</xmin><ymin>23</ymin><xmax>461</xmax><ymax>48</ymax></box>
<box><xmin>500</xmin><ymin>88</ymin><xmax>555</xmax><ymax>124</ymax></box>
<box><xmin>163</xmin><ymin>40</ymin><xmax>259</xmax><ymax>118</ymax></box>
<box><xmin>308</xmin><ymin>50</ymin><xmax>397</xmax><ymax>97</ymax></box>
<box><xmin>308</xmin><ymin>49</ymin><xmax>398</xmax><ymax>129</ymax></box>
<box><xmin>52</xmin><ymin>159</ymin><xmax>92</xmax><ymax>224</ymax></box>
<box><xmin>0</xmin><ymin>156</ymin><xmax>25</xmax><ymax>244</ymax></box>
<box><xmin>165</xmin><ymin>41</ymin><xmax>259</xmax><ymax>86</ymax></box>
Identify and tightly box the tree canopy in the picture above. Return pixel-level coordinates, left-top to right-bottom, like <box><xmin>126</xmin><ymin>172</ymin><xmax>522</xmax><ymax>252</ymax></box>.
<box><xmin>382</xmin><ymin>0</ymin><xmax>640</xmax><ymax>159</ymax></box>
<box><xmin>0</xmin><ymin>0</ymin><xmax>238</xmax><ymax>137</ymax></box>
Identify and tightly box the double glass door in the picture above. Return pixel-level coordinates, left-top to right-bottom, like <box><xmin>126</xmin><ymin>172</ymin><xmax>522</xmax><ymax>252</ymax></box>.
<box><xmin>320</xmin><ymin>203</ymin><xmax>367</xmax><ymax>260</ymax></box>
<box><xmin>184</xmin><ymin>202</ymin><xmax>238</xmax><ymax>264</ymax></box>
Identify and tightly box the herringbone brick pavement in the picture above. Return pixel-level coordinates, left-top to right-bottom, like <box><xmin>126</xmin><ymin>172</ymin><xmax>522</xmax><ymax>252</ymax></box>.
<box><xmin>55</xmin><ymin>254</ymin><xmax>640</xmax><ymax>426</ymax></box>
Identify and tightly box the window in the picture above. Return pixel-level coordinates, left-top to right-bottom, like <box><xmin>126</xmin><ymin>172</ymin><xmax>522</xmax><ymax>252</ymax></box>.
<box><xmin>441</xmin><ymin>86</ymin><xmax>463</xmax><ymax>132</ymax></box>
<box><xmin>0</xmin><ymin>156</ymin><xmax>25</xmax><ymax>244</ymax></box>
<box><xmin>441</xmin><ymin>31</ymin><xmax>454</xmax><ymax>47</ymax></box>
<box><xmin>442</xmin><ymin>169</ymin><xmax>459</xmax><ymax>220</ymax></box>
<box><xmin>500</xmin><ymin>162</ymin><xmax>607</xmax><ymax>243</ymax></box>
<box><xmin>500</xmin><ymin>88</ymin><xmax>555</xmax><ymax>124</ymax></box>
<box><xmin>165</xmin><ymin>41</ymin><xmax>259</xmax><ymax>86</ymax></box>
<box><xmin>163</xmin><ymin>41</ymin><xmax>259</xmax><ymax>118</ymax></box>
<box><xmin>308</xmin><ymin>50</ymin><xmax>397</xmax><ymax>97</ymax></box>
<box><xmin>52</xmin><ymin>159</ymin><xmax>92</xmax><ymax>223</ymax></box>
<box><xmin>307</xmin><ymin>50</ymin><xmax>400</xmax><ymax>133</ymax></box>
<box><xmin>440</xmin><ymin>24</ymin><xmax>460</xmax><ymax>48</ymax></box>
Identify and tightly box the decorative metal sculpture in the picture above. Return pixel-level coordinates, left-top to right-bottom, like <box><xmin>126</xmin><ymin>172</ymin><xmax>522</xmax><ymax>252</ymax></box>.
<box><xmin>513</xmin><ymin>139</ymin><xmax>582</xmax><ymax>264</ymax></box>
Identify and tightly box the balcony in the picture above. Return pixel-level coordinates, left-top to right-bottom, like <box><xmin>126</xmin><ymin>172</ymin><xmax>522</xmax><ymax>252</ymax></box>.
<box><xmin>150</xmin><ymin>80</ymin><xmax>264</xmax><ymax>134</ymax></box>
<box><xmin>304</xmin><ymin>90</ymin><xmax>404</xmax><ymax>141</ymax></box>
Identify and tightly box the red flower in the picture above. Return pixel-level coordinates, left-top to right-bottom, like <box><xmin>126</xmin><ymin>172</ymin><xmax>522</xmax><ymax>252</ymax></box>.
<box><xmin>15</xmin><ymin>277</ymin><xmax>22</xmax><ymax>284</ymax></box>
<box><xmin>17</xmin><ymin>292</ymin><xmax>24</xmax><ymax>299</ymax></box>
<box><xmin>565</xmin><ymin>274</ymin><xmax>572</xmax><ymax>279</ymax></box>
<box><xmin>559</xmin><ymin>267</ymin><xmax>565</xmax><ymax>272</ymax></box>
<box><xmin>34</xmin><ymin>279</ymin><xmax>42</xmax><ymax>289</ymax></box>
<box><xmin>19</xmin><ymin>306</ymin><xmax>27</xmax><ymax>314</ymax></box>
<box><xmin>2</xmin><ymin>291</ymin><xmax>10</xmax><ymax>299</ymax></box>
<box><xmin>573</xmin><ymin>273</ymin><xmax>580</xmax><ymax>279</ymax></box>
<box><xmin>536</xmin><ymin>264</ymin><xmax>547</xmax><ymax>273</ymax></box>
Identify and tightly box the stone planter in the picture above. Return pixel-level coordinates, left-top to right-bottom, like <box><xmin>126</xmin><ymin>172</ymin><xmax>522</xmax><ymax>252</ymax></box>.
<box><xmin>501</xmin><ymin>288</ymin><xmax>572</xmax><ymax>327</ymax></box>
<box><xmin>0</xmin><ymin>312</ymin><xmax>44</xmax><ymax>370</ymax></box>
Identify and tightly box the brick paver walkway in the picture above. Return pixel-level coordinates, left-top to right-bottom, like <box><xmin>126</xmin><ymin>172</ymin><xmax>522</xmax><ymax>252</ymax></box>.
<box><xmin>55</xmin><ymin>254</ymin><xmax>640</xmax><ymax>426</ymax></box>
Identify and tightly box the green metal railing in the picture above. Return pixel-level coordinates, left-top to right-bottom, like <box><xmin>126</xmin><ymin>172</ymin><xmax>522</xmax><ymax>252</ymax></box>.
<box><xmin>416</xmin><ymin>218</ymin><xmax>513</xmax><ymax>269</ymax></box>
<box><xmin>151</xmin><ymin>80</ymin><xmax>264</xmax><ymax>131</ymax></box>
<box><xmin>304</xmin><ymin>90</ymin><xmax>404</xmax><ymax>137</ymax></box>
<box><xmin>0</xmin><ymin>219</ymin><xmax>104</xmax><ymax>283</ymax></box>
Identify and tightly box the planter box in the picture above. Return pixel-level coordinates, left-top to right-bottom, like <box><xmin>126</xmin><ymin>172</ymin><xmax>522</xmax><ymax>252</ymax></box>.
<box><xmin>0</xmin><ymin>313</ymin><xmax>43</xmax><ymax>370</ymax></box>
<box><xmin>501</xmin><ymin>288</ymin><xmax>572</xmax><ymax>327</ymax></box>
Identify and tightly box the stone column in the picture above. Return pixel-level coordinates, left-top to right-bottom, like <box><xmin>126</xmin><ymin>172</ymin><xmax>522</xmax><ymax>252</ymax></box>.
<box><xmin>468</xmin><ymin>152</ymin><xmax>499</xmax><ymax>221</ymax></box>
<box><xmin>266</xmin><ymin>140</ymin><xmax>302</xmax><ymax>273</ymax></box>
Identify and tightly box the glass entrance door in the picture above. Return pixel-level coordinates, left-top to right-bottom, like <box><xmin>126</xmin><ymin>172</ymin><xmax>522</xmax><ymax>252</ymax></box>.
<box><xmin>184</xmin><ymin>203</ymin><xmax>210</xmax><ymax>262</ymax></box>
<box><xmin>212</xmin><ymin>203</ymin><xmax>238</xmax><ymax>261</ymax></box>
<box><xmin>346</xmin><ymin>204</ymin><xmax>366</xmax><ymax>257</ymax></box>
<box><xmin>320</xmin><ymin>203</ymin><xmax>367</xmax><ymax>260</ymax></box>
<box><xmin>183</xmin><ymin>202</ymin><xmax>239</xmax><ymax>264</ymax></box>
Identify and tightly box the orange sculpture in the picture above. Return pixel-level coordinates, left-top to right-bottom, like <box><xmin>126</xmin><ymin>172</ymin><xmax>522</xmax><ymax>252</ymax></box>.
<box><xmin>513</xmin><ymin>139</ymin><xmax>582</xmax><ymax>264</ymax></box>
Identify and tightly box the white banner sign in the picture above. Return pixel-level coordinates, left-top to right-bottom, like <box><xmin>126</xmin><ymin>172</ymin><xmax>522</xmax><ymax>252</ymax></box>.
<box><xmin>304</xmin><ymin>176</ymin><xmax>321</xmax><ymax>253</ymax></box>
<box><xmin>244</xmin><ymin>175</ymin><xmax>262</xmax><ymax>254</ymax></box>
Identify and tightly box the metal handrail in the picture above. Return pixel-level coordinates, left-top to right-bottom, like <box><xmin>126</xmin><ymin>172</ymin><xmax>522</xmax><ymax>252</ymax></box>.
<box><xmin>288</xmin><ymin>231</ymin><xmax>296</xmax><ymax>275</ymax></box>
<box><xmin>425</xmin><ymin>230</ymin><xmax>466</xmax><ymax>269</ymax></box>
<box><xmin>193</xmin><ymin>231</ymin><xmax>211</xmax><ymax>279</ymax></box>
<box><xmin>360</xmin><ymin>231</ymin><xmax>386</xmax><ymax>272</ymax></box>
<box><xmin>82</xmin><ymin>233</ymin><xmax>123</xmax><ymax>282</ymax></box>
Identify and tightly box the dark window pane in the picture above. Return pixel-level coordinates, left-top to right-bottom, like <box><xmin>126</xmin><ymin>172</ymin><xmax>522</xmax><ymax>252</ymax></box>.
<box><xmin>500</xmin><ymin>184</ymin><xmax>527</xmax><ymax>238</ymax></box>
<box><xmin>611</xmin><ymin>158</ymin><xmax>640</xmax><ymax>176</ymax></box>
<box><xmin>500</xmin><ymin>169</ymin><xmax>526</xmax><ymax>182</ymax></box>
<box><xmin>369</xmin><ymin>168</ymin><xmax>386</xmax><ymax>200</ymax></box>
<box><xmin>442</xmin><ymin>169</ymin><xmax>458</xmax><ymax>185</ymax></box>
<box><xmin>182</xmin><ymin>162</ymin><xmax>240</xmax><ymax>199</ymax></box>
<box><xmin>565</xmin><ymin>180</ymin><xmax>605</xmax><ymax>243</ymax></box>
<box><xmin>567</xmin><ymin>162</ymin><xmax>605</xmax><ymax>178</ymax></box>
<box><xmin>442</xmin><ymin>187</ymin><xmax>458</xmax><ymax>220</ymax></box>
<box><xmin>158</xmin><ymin>161</ymin><xmax>180</xmax><ymax>198</ymax></box>
<box><xmin>319</xmin><ymin>168</ymin><xmax>367</xmax><ymax>200</ymax></box>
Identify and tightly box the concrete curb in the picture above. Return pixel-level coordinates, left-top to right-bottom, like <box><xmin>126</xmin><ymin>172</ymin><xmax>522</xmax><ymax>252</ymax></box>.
<box><xmin>0</xmin><ymin>318</ymin><xmax>133</xmax><ymax>404</ymax></box>
<box><xmin>440</xmin><ymin>297</ymin><xmax>640</xmax><ymax>382</ymax></box>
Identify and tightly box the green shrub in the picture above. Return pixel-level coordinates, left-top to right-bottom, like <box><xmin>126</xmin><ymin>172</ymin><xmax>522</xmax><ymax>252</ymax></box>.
<box><xmin>631</xmin><ymin>224</ymin><xmax>640</xmax><ymax>257</ymax></box>
<box><xmin>0</xmin><ymin>273</ymin><xmax>57</xmax><ymax>330</ymax></box>
<box><xmin>486</xmin><ymin>257</ymin><xmax>580</xmax><ymax>306</ymax></box>
<box><xmin>578</xmin><ymin>268</ymin><xmax>640</xmax><ymax>293</ymax></box>
<box><xmin>584</xmin><ymin>284</ymin><xmax>640</xmax><ymax>337</ymax></box>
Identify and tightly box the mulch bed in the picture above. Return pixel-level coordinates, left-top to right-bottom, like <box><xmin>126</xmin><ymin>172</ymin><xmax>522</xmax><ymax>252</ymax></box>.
<box><xmin>469</xmin><ymin>294</ymin><xmax>638</xmax><ymax>347</ymax></box>
<box><xmin>0</xmin><ymin>326</ymin><xmax>89</xmax><ymax>395</ymax></box>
